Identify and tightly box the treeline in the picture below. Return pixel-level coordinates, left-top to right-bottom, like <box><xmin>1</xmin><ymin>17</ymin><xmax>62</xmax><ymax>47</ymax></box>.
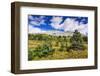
<box><xmin>28</xmin><ymin>30</ymin><xmax>87</xmax><ymax>43</ymax></box>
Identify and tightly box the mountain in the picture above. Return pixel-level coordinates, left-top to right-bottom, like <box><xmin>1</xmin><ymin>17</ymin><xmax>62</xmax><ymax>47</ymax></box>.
<box><xmin>30</xmin><ymin>30</ymin><xmax>87</xmax><ymax>37</ymax></box>
<box><xmin>45</xmin><ymin>30</ymin><xmax>73</xmax><ymax>36</ymax></box>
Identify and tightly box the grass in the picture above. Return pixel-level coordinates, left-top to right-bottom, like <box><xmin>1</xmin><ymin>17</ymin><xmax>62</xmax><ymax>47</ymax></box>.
<box><xmin>28</xmin><ymin>39</ymin><xmax>88</xmax><ymax>61</ymax></box>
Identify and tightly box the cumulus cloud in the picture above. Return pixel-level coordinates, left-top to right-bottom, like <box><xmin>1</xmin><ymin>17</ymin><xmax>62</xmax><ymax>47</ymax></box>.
<box><xmin>63</xmin><ymin>18</ymin><xmax>88</xmax><ymax>35</ymax></box>
<box><xmin>50</xmin><ymin>16</ymin><xmax>63</xmax><ymax>29</ymax></box>
<box><xmin>50</xmin><ymin>17</ymin><xmax>88</xmax><ymax>35</ymax></box>
<box><xmin>29</xmin><ymin>15</ymin><xmax>46</xmax><ymax>26</ymax></box>
<box><xmin>28</xmin><ymin>25</ymin><xmax>46</xmax><ymax>34</ymax></box>
<box><xmin>78</xmin><ymin>24</ymin><xmax>88</xmax><ymax>35</ymax></box>
<box><xmin>28</xmin><ymin>15</ymin><xmax>88</xmax><ymax>35</ymax></box>
<box><xmin>62</xmin><ymin>18</ymin><xmax>76</xmax><ymax>31</ymax></box>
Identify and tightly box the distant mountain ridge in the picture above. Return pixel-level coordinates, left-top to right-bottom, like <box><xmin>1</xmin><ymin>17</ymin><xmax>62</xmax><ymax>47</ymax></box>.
<box><xmin>29</xmin><ymin>30</ymin><xmax>87</xmax><ymax>36</ymax></box>
<box><xmin>45</xmin><ymin>30</ymin><xmax>73</xmax><ymax>36</ymax></box>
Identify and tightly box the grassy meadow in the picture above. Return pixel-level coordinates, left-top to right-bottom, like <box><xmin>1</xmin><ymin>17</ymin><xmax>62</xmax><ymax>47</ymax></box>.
<box><xmin>28</xmin><ymin>30</ymin><xmax>88</xmax><ymax>61</ymax></box>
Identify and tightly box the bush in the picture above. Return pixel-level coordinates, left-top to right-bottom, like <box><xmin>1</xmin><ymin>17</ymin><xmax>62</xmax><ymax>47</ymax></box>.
<box><xmin>28</xmin><ymin>43</ymin><xmax>54</xmax><ymax>60</ymax></box>
<box><xmin>28</xmin><ymin>49</ymin><xmax>37</xmax><ymax>60</ymax></box>
<box><xmin>28</xmin><ymin>49</ymin><xmax>33</xmax><ymax>60</ymax></box>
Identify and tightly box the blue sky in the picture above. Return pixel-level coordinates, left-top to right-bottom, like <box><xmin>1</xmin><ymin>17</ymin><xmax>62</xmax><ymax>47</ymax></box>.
<box><xmin>28</xmin><ymin>15</ymin><xmax>88</xmax><ymax>35</ymax></box>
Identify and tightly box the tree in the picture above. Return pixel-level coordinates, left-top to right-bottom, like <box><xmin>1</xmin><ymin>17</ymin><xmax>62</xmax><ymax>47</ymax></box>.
<box><xmin>83</xmin><ymin>36</ymin><xmax>88</xmax><ymax>43</ymax></box>
<box><xmin>69</xmin><ymin>30</ymin><xmax>84</xmax><ymax>51</ymax></box>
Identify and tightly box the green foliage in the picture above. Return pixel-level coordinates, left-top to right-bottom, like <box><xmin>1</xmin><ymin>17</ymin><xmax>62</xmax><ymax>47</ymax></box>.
<box><xmin>28</xmin><ymin>34</ymin><xmax>52</xmax><ymax>41</ymax></box>
<box><xmin>70</xmin><ymin>30</ymin><xmax>83</xmax><ymax>44</ymax></box>
<box><xmin>28</xmin><ymin>42</ymin><xmax>54</xmax><ymax>60</ymax></box>
<box><xmin>69</xmin><ymin>30</ymin><xmax>85</xmax><ymax>51</ymax></box>
<box><xmin>28</xmin><ymin>31</ymin><xmax>88</xmax><ymax>60</ymax></box>
<box><xmin>83</xmin><ymin>36</ymin><xmax>88</xmax><ymax>43</ymax></box>
<box><xmin>59</xmin><ymin>42</ymin><xmax>68</xmax><ymax>51</ymax></box>
<box><xmin>28</xmin><ymin>49</ymin><xmax>33</xmax><ymax>60</ymax></box>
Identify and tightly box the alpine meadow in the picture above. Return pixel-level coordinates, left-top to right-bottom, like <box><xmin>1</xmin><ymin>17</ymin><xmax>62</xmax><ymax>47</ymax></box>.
<box><xmin>28</xmin><ymin>15</ymin><xmax>88</xmax><ymax>61</ymax></box>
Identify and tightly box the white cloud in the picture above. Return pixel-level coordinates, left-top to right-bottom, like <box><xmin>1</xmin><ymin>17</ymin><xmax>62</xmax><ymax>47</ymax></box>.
<box><xmin>63</xmin><ymin>18</ymin><xmax>88</xmax><ymax>35</ymax></box>
<box><xmin>28</xmin><ymin>15</ymin><xmax>34</xmax><ymax>20</ymax></box>
<box><xmin>51</xmin><ymin>16</ymin><xmax>62</xmax><ymax>24</ymax></box>
<box><xmin>50</xmin><ymin>17</ymin><xmax>88</xmax><ymax>35</ymax></box>
<box><xmin>78</xmin><ymin>24</ymin><xmax>88</xmax><ymax>35</ymax></box>
<box><xmin>63</xmin><ymin>18</ymin><xmax>77</xmax><ymax>31</ymax></box>
<box><xmin>30</xmin><ymin>21</ymin><xmax>39</xmax><ymax>26</ymax></box>
<box><xmin>28</xmin><ymin>25</ymin><xmax>46</xmax><ymax>34</ymax></box>
<box><xmin>29</xmin><ymin>16</ymin><xmax>88</xmax><ymax>35</ymax></box>
<box><xmin>29</xmin><ymin>16</ymin><xmax>46</xmax><ymax>26</ymax></box>
<box><xmin>60</xmin><ymin>18</ymin><xmax>88</xmax><ymax>35</ymax></box>
<box><xmin>50</xmin><ymin>16</ymin><xmax>63</xmax><ymax>29</ymax></box>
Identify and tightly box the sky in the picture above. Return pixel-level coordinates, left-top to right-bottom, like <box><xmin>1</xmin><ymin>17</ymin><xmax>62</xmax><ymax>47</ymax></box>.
<box><xmin>28</xmin><ymin>15</ymin><xmax>88</xmax><ymax>35</ymax></box>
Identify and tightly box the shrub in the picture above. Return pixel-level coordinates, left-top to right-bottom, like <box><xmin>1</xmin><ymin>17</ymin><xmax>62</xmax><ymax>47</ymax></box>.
<box><xmin>28</xmin><ymin>42</ymin><xmax>54</xmax><ymax>60</ymax></box>
<box><xmin>28</xmin><ymin>50</ymin><xmax>33</xmax><ymax>60</ymax></box>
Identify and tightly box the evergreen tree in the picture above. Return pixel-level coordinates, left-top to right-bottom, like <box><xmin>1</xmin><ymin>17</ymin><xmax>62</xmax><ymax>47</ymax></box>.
<box><xmin>70</xmin><ymin>30</ymin><xmax>84</xmax><ymax>51</ymax></box>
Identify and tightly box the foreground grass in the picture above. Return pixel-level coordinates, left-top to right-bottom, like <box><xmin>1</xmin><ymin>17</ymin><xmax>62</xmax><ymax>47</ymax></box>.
<box><xmin>28</xmin><ymin>49</ymin><xmax>88</xmax><ymax>60</ymax></box>
<box><xmin>28</xmin><ymin>40</ymin><xmax>88</xmax><ymax>61</ymax></box>
<box><xmin>39</xmin><ymin>50</ymin><xmax>87</xmax><ymax>60</ymax></box>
